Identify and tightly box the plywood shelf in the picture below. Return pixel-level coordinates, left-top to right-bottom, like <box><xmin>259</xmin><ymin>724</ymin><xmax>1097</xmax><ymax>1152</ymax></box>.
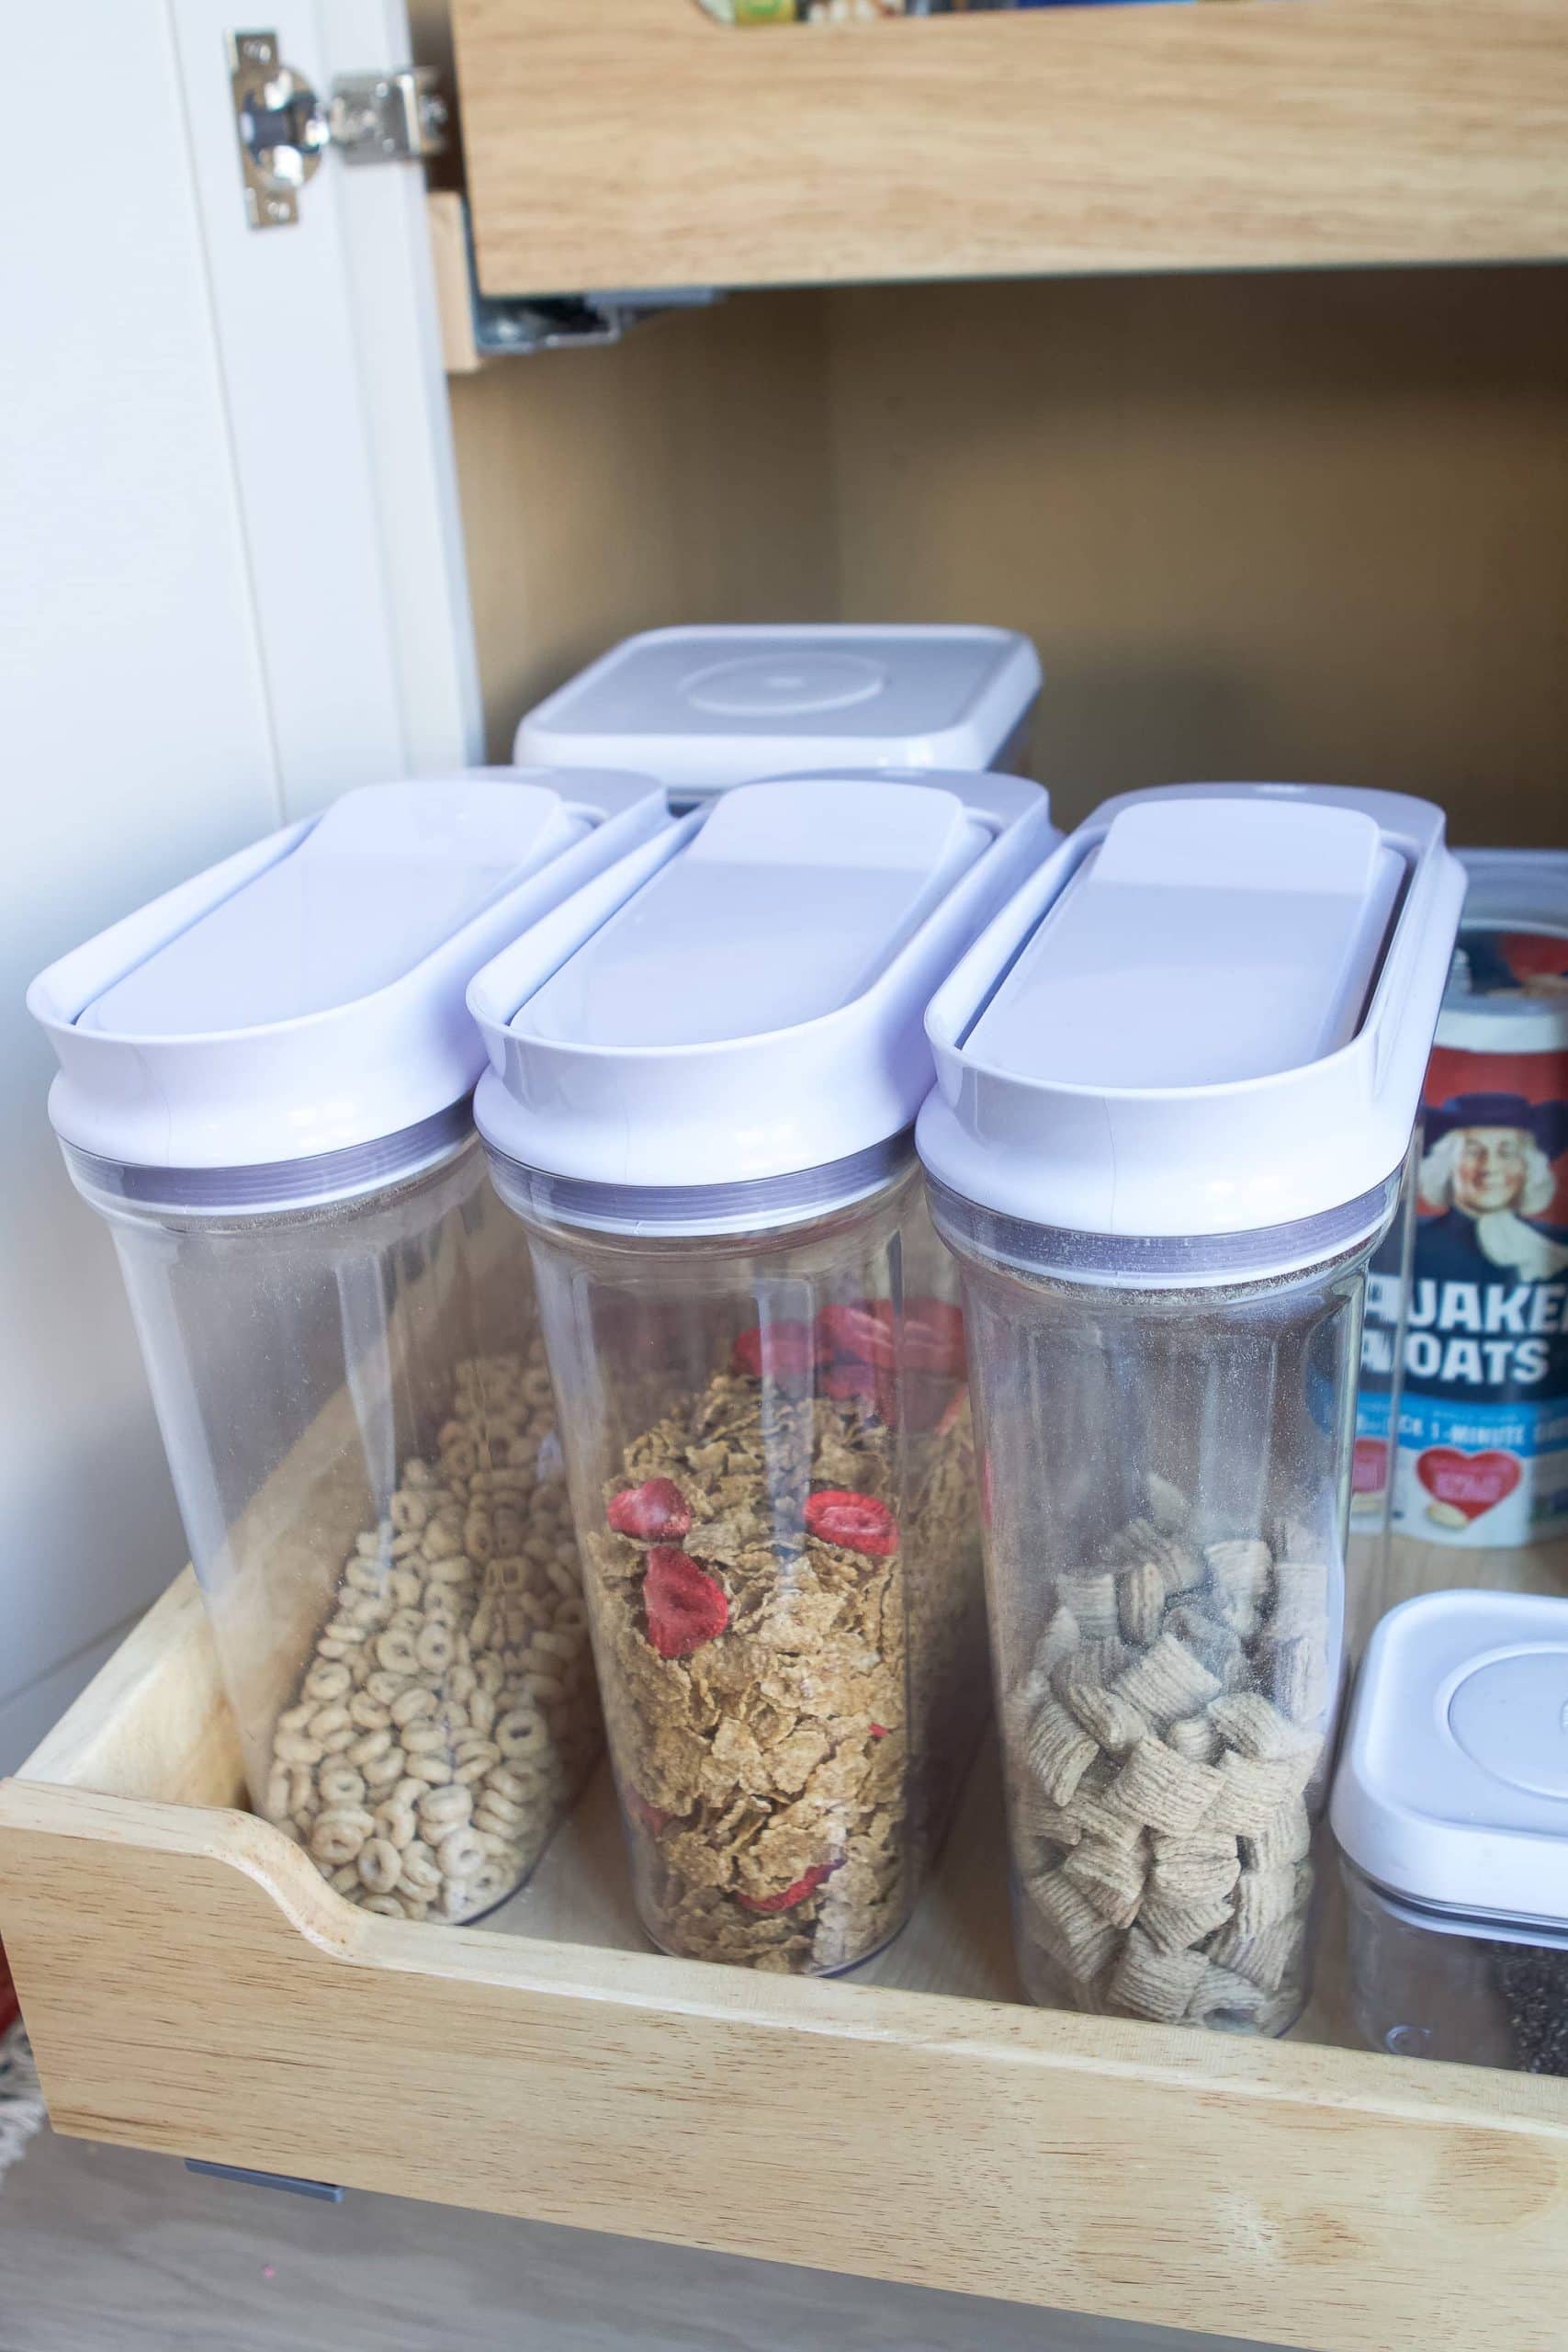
<box><xmin>2</xmin><ymin>1537</ymin><xmax>1566</xmax><ymax>2350</ymax></box>
<box><xmin>450</xmin><ymin>0</ymin><xmax>1568</xmax><ymax>298</ymax></box>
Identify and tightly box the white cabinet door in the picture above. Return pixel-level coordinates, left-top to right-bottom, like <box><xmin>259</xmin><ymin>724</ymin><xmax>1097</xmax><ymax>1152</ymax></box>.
<box><xmin>0</xmin><ymin>0</ymin><xmax>478</xmax><ymax>1767</ymax></box>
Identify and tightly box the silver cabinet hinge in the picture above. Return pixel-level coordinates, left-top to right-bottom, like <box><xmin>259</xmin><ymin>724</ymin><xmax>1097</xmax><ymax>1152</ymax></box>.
<box><xmin>229</xmin><ymin>29</ymin><xmax>447</xmax><ymax>230</ymax></box>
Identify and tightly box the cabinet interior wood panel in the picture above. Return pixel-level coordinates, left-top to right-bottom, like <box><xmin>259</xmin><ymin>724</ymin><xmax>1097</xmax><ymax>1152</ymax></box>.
<box><xmin>448</xmin><ymin>293</ymin><xmax>837</xmax><ymax>761</ymax></box>
<box><xmin>450</xmin><ymin>266</ymin><xmax>1568</xmax><ymax>845</ymax></box>
<box><xmin>450</xmin><ymin>0</ymin><xmax>1568</xmax><ymax>295</ymax></box>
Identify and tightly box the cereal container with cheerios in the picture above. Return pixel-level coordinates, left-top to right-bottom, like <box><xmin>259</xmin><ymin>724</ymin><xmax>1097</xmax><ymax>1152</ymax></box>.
<box><xmin>28</xmin><ymin>771</ymin><xmax>676</xmax><ymax>1925</ymax></box>
<box><xmin>918</xmin><ymin>786</ymin><xmax>1463</xmax><ymax>2034</ymax></box>
<box><xmin>471</xmin><ymin>772</ymin><xmax>1055</xmax><ymax>1972</ymax></box>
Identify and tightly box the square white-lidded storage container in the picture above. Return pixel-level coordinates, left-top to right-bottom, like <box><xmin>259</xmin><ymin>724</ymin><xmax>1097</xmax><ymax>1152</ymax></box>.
<box><xmin>1332</xmin><ymin>1588</ymin><xmax>1568</xmax><ymax>2072</ymax></box>
<box><xmin>513</xmin><ymin>625</ymin><xmax>1043</xmax><ymax>802</ymax></box>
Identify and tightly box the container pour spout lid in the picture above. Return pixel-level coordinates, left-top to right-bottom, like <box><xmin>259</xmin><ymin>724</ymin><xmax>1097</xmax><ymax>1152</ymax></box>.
<box><xmin>918</xmin><ymin>784</ymin><xmax>1466</xmax><ymax>1279</ymax></box>
<box><xmin>470</xmin><ymin>770</ymin><xmax>1055</xmax><ymax>1231</ymax></box>
<box><xmin>29</xmin><ymin>770</ymin><xmax>672</xmax><ymax>1194</ymax></box>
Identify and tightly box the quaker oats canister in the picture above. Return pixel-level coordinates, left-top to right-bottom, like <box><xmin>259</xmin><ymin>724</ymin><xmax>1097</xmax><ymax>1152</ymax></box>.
<box><xmin>1393</xmin><ymin>852</ymin><xmax>1568</xmax><ymax>1548</ymax></box>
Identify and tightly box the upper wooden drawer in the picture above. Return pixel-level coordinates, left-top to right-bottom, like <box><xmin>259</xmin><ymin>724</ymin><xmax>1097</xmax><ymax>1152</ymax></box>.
<box><xmin>450</xmin><ymin>0</ymin><xmax>1568</xmax><ymax>297</ymax></box>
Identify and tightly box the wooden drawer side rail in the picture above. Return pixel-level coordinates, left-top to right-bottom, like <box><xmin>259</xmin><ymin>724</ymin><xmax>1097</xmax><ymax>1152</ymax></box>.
<box><xmin>0</xmin><ymin>1762</ymin><xmax>1564</xmax><ymax>2352</ymax></box>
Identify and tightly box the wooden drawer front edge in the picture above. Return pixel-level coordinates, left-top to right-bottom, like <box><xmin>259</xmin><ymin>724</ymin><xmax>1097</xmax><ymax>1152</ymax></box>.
<box><xmin>452</xmin><ymin>0</ymin><xmax>1568</xmax><ymax>295</ymax></box>
<box><xmin>0</xmin><ymin>1779</ymin><xmax>1563</xmax><ymax>2352</ymax></box>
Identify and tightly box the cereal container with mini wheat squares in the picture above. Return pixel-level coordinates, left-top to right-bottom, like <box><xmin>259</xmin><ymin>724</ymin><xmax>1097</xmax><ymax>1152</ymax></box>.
<box><xmin>470</xmin><ymin>772</ymin><xmax>1056</xmax><ymax>1973</ymax></box>
<box><xmin>28</xmin><ymin>772</ymin><xmax>676</xmax><ymax>1926</ymax></box>
<box><xmin>917</xmin><ymin>786</ymin><xmax>1464</xmax><ymax>2034</ymax></box>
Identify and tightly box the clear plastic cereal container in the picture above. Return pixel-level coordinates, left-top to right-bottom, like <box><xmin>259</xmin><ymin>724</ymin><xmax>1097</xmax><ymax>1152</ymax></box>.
<box><xmin>514</xmin><ymin>625</ymin><xmax>1042</xmax><ymax>804</ymax></box>
<box><xmin>470</xmin><ymin>772</ymin><xmax>1056</xmax><ymax>1970</ymax></box>
<box><xmin>1333</xmin><ymin>1589</ymin><xmax>1568</xmax><ymax>2074</ymax></box>
<box><xmin>28</xmin><ymin>772</ymin><xmax>673</xmax><ymax>1925</ymax></box>
<box><xmin>918</xmin><ymin>786</ymin><xmax>1464</xmax><ymax>2033</ymax></box>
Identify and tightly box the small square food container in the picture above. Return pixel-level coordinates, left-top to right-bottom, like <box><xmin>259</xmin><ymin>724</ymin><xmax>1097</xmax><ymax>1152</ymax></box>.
<box><xmin>468</xmin><ymin>769</ymin><xmax>1055</xmax><ymax>1973</ymax></box>
<box><xmin>28</xmin><ymin>768</ymin><xmax>674</xmax><ymax>1927</ymax></box>
<box><xmin>1332</xmin><ymin>1587</ymin><xmax>1568</xmax><ymax>2073</ymax></box>
<box><xmin>513</xmin><ymin>625</ymin><xmax>1043</xmax><ymax>803</ymax></box>
<box><xmin>916</xmin><ymin>784</ymin><xmax>1465</xmax><ymax>2035</ymax></box>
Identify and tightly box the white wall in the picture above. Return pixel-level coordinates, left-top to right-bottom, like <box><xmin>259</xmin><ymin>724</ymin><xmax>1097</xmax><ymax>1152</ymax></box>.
<box><xmin>0</xmin><ymin>2</ymin><xmax>476</xmax><ymax>1772</ymax></box>
<box><xmin>0</xmin><ymin>7</ymin><xmax>288</xmax><ymax>1766</ymax></box>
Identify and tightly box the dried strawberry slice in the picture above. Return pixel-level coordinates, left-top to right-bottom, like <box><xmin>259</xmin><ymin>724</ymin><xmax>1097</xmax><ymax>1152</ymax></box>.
<box><xmin>804</xmin><ymin>1489</ymin><xmax>899</xmax><ymax>1558</ymax></box>
<box><xmin>901</xmin><ymin>1297</ymin><xmax>967</xmax><ymax>1375</ymax></box>
<box><xmin>869</xmin><ymin>1723</ymin><xmax>889</xmax><ymax>1740</ymax></box>
<box><xmin>642</xmin><ymin>1546</ymin><xmax>729</xmax><ymax>1658</ymax></box>
<box><xmin>731</xmin><ymin>1319</ymin><xmax>815</xmax><ymax>1385</ymax></box>
<box><xmin>623</xmin><ymin>1785</ymin><xmax>671</xmax><ymax>1838</ymax></box>
<box><xmin>607</xmin><ymin>1477</ymin><xmax>692</xmax><ymax>1542</ymax></box>
<box><xmin>815</xmin><ymin>1299</ymin><xmax>897</xmax><ymax>1369</ymax></box>
<box><xmin>737</xmin><ymin>1862</ymin><xmax>833</xmax><ymax>1915</ymax></box>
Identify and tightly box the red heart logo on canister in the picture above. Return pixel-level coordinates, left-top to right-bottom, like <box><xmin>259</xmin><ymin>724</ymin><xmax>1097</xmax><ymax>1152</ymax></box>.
<box><xmin>1352</xmin><ymin>1436</ymin><xmax>1389</xmax><ymax>1496</ymax></box>
<box><xmin>1416</xmin><ymin>1446</ymin><xmax>1522</xmax><ymax>1521</ymax></box>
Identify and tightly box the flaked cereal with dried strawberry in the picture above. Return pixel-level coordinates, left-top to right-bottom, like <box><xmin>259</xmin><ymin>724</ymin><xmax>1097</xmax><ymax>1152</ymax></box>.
<box><xmin>584</xmin><ymin>1295</ymin><xmax>987</xmax><ymax>1973</ymax></box>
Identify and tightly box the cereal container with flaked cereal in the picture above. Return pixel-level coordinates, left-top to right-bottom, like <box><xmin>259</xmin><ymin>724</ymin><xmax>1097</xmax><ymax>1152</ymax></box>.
<box><xmin>918</xmin><ymin>786</ymin><xmax>1464</xmax><ymax>2033</ymax></box>
<box><xmin>29</xmin><ymin>773</ymin><xmax>676</xmax><ymax>1924</ymax></box>
<box><xmin>472</xmin><ymin>773</ymin><xmax>1055</xmax><ymax>1972</ymax></box>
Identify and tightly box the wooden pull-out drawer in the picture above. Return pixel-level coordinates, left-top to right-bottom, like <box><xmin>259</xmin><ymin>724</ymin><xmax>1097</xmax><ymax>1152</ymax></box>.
<box><xmin>451</xmin><ymin>0</ymin><xmax>1568</xmax><ymax>297</ymax></box>
<box><xmin>1</xmin><ymin>1547</ymin><xmax>1565</xmax><ymax>2351</ymax></box>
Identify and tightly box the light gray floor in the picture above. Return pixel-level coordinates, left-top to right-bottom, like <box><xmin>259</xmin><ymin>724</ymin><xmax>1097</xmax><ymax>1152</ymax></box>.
<box><xmin>0</xmin><ymin>2120</ymin><xmax>1279</xmax><ymax>2352</ymax></box>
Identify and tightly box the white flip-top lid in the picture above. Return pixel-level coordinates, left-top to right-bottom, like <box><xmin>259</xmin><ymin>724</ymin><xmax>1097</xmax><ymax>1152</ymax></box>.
<box><xmin>30</xmin><ymin>770</ymin><xmax>671</xmax><ymax>1204</ymax></box>
<box><xmin>513</xmin><ymin>626</ymin><xmax>1042</xmax><ymax>797</ymax></box>
<box><xmin>1331</xmin><ymin>1589</ymin><xmax>1568</xmax><ymax>1931</ymax></box>
<box><xmin>470</xmin><ymin>771</ymin><xmax>1055</xmax><ymax>1232</ymax></box>
<box><xmin>918</xmin><ymin>785</ymin><xmax>1466</xmax><ymax>1279</ymax></box>
<box><xmin>1437</xmin><ymin>847</ymin><xmax>1568</xmax><ymax>1057</ymax></box>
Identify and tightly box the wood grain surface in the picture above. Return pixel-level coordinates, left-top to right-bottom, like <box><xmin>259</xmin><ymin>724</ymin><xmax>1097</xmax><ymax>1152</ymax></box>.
<box><xmin>1</xmin><ymin>1534</ymin><xmax>1565</xmax><ymax>2349</ymax></box>
<box><xmin>0</xmin><ymin>2121</ymin><xmax>1278</xmax><ymax>2352</ymax></box>
<box><xmin>446</xmin><ymin>292</ymin><xmax>836</xmax><ymax>760</ymax></box>
<box><xmin>820</xmin><ymin>266</ymin><xmax>1568</xmax><ymax>844</ymax></box>
<box><xmin>446</xmin><ymin>266</ymin><xmax>1568</xmax><ymax>849</ymax></box>
<box><xmin>450</xmin><ymin>0</ymin><xmax>1568</xmax><ymax>298</ymax></box>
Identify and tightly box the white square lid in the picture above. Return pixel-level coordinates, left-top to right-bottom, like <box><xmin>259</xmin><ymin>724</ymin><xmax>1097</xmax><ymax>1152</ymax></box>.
<box><xmin>1330</xmin><ymin>1589</ymin><xmax>1568</xmax><ymax>1929</ymax></box>
<box><xmin>513</xmin><ymin>626</ymin><xmax>1042</xmax><ymax>794</ymax></box>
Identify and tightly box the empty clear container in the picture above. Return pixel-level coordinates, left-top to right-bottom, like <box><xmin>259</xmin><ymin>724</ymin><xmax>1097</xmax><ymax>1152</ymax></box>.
<box><xmin>1333</xmin><ymin>1589</ymin><xmax>1568</xmax><ymax>2075</ymax></box>
<box><xmin>1342</xmin><ymin>1871</ymin><xmax>1568</xmax><ymax>2073</ymax></box>
<box><xmin>471</xmin><ymin>773</ymin><xmax>1055</xmax><ymax>1969</ymax></box>
<box><xmin>28</xmin><ymin>773</ymin><xmax>671</xmax><ymax>1923</ymax></box>
<box><xmin>919</xmin><ymin>786</ymin><xmax>1464</xmax><ymax>2033</ymax></box>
